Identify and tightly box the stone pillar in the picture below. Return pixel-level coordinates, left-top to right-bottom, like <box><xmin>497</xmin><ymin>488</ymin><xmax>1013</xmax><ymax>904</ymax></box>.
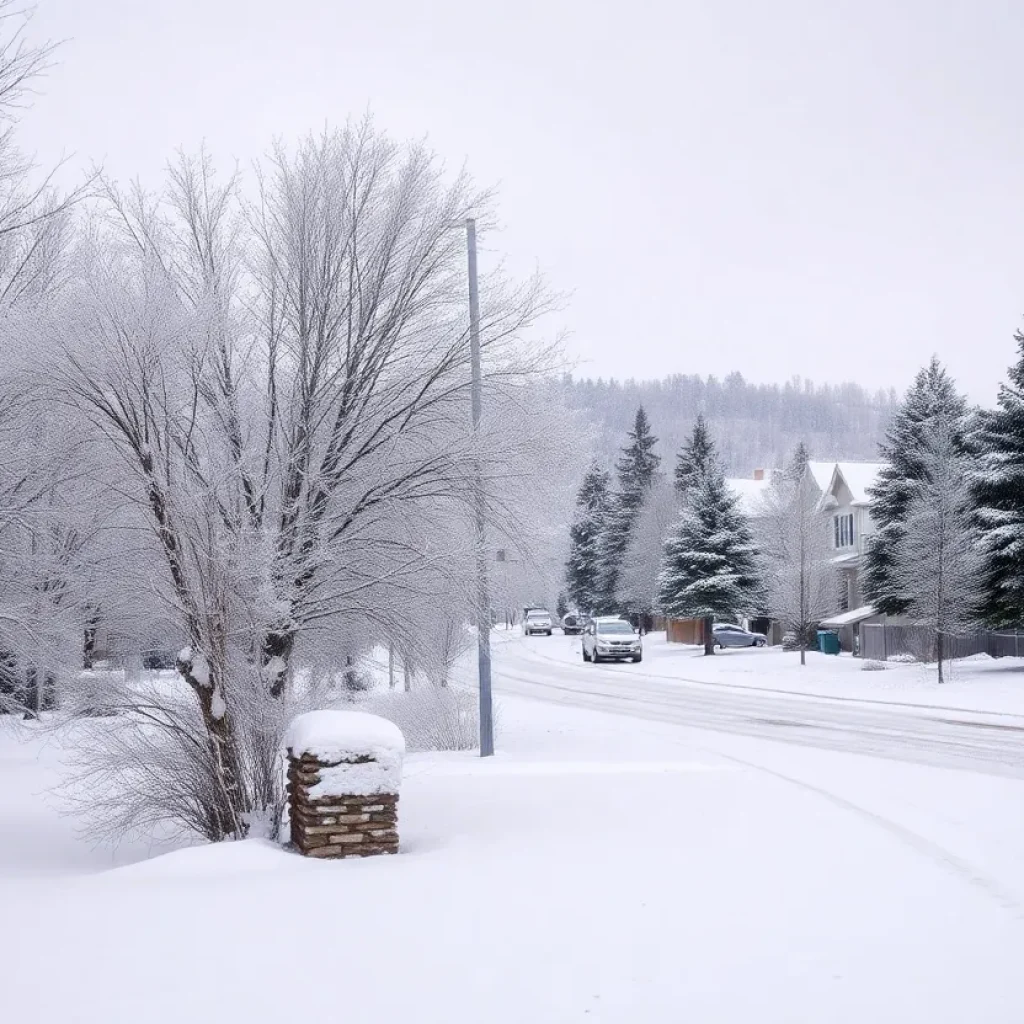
<box><xmin>283</xmin><ymin>710</ymin><xmax>404</xmax><ymax>859</ymax></box>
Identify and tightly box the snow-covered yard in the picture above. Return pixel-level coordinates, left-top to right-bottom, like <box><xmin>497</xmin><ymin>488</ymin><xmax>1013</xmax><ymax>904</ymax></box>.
<box><xmin>3</xmin><ymin>680</ymin><xmax>1024</xmax><ymax>1023</ymax></box>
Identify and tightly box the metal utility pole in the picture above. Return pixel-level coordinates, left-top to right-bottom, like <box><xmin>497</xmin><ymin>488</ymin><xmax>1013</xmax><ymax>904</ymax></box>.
<box><xmin>466</xmin><ymin>217</ymin><xmax>494</xmax><ymax>757</ymax></box>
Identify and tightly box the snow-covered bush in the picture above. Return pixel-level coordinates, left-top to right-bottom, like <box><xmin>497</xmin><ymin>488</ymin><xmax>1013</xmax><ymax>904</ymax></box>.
<box><xmin>889</xmin><ymin>652</ymin><xmax>918</xmax><ymax>664</ymax></box>
<box><xmin>860</xmin><ymin>660</ymin><xmax>886</xmax><ymax>672</ymax></box>
<box><xmin>361</xmin><ymin>688</ymin><xmax>485</xmax><ymax>752</ymax></box>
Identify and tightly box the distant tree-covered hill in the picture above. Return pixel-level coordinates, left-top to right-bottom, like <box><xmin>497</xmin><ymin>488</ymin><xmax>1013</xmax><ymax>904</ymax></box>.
<box><xmin>560</xmin><ymin>373</ymin><xmax>898</xmax><ymax>477</ymax></box>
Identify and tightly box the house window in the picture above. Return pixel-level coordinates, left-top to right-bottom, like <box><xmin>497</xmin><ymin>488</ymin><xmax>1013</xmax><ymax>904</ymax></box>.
<box><xmin>833</xmin><ymin>513</ymin><xmax>855</xmax><ymax>549</ymax></box>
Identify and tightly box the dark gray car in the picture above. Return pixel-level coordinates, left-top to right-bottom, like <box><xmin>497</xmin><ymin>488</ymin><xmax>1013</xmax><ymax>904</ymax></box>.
<box><xmin>712</xmin><ymin>623</ymin><xmax>767</xmax><ymax>649</ymax></box>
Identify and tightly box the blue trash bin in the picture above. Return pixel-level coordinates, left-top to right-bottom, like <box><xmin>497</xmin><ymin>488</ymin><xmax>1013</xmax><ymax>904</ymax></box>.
<box><xmin>817</xmin><ymin>629</ymin><xmax>841</xmax><ymax>655</ymax></box>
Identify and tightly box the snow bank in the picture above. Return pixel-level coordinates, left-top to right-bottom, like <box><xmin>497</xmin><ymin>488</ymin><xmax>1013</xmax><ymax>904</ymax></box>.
<box><xmin>284</xmin><ymin>710</ymin><xmax>405</xmax><ymax>798</ymax></box>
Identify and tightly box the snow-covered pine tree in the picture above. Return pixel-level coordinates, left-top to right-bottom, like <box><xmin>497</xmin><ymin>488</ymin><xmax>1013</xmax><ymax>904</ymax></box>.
<box><xmin>564</xmin><ymin>464</ymin><xmax>612</xmax><ymax>613</ymax></box>
<box><xmin>657</xmin><ymin>460</ymin><xmax>761</xmax><ymax>655</ymax></box>
<box><xmin>594</xmin><ymin>406</ymin><xmax>661</xmax><ymax>612</ymax></box>
<box><xmin>971</xmin><ymin>330</ymin><xmax>1024</xmax><ymax>627</ymax></box>
<box><xmin>894</xmin><ymin>416</ymin><xmax>984</xmax><ymax>682</ymax></box>
<box><xmin>863</xmin><ymin>357</ymin><xmax>968</xmax><ymax>616</ymax></box>
<box><xmin>674</xmin><ymin>413</ymin><xmax>715</xmax><ymax>498</ymax></box>
<box><xmin>787</xmin><ymin>441</ymin><xmax>811</xmax><ymax>482</ymax></box>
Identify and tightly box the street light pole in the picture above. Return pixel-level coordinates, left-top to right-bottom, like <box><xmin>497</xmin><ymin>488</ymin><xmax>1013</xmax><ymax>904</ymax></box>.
<box><xmin>466</xmin><ymin>217</ymin><xmax>494</xmax><ymax>757</ymax></box>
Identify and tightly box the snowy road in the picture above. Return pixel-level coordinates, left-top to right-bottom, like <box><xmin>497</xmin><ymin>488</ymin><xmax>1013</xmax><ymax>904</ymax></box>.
<box><xmin>490</xmin><ymin>633</ymin><xmax>1024</xmax><ymax>777</ymax></box>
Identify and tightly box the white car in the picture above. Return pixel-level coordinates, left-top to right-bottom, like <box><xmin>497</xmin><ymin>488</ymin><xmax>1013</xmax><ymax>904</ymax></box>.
<box><xmin>582</xmin><ymin>618</ymin><xmax>642</xmax><ymax>663</ymax></box>
<box><xmin>524</xmin><ymin>610</ymin><xmax>553</xmax><ymax>636</ymax></box>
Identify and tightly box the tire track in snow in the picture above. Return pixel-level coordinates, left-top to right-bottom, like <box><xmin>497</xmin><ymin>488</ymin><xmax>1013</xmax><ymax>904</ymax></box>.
<box><xmin>491</xmin><ymin>648</ymin><xmax>1024</xmax><ymax>918</ymax></box>
<box><xmin>693</xmin><ymin>744</ymin><xmax>1024</xmax><ymax>919</ymax></box>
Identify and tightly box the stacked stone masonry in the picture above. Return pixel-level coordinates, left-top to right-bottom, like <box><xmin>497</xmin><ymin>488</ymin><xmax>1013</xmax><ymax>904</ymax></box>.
<box><xmin>287</xmin><ymin>752</ymin><xmax>400</xmax><ymax>858</ymax></box>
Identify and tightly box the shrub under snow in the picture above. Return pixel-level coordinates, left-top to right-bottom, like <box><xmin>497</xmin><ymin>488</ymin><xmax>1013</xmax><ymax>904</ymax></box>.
<box><xmin>860</xmin><ymin>660</ymin><xmax>887</xmax><ymax>672</ymax></box>
<box><xmin>361</xmin><ymin>687</ymin><xmax>484</xmax><ymax>752</ymax></box>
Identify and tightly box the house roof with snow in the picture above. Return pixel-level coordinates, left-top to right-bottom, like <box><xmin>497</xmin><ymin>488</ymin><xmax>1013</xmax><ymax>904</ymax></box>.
<box><xmin>824</xmin><ymin>462</ymin><xmax>887</xmax><ymax>506</ymax></box>
<box><xmin>726</xmin><ymin>476</ymin><xmax>772</xmax><ymax>516</ymax></box>
<box><xmin>806</xmin><ymin>461</ymin><xmax>837</xmax><ymax>494</ymax></box>
<box><xmin>820</xmin><ymin>605</ymin><xmax>879</xmax><ymax>627</ymax></box>
<box><xmin>727</xmin><ymin>460</ymin><xmax>888</xmax><ymax>518</ymax></box>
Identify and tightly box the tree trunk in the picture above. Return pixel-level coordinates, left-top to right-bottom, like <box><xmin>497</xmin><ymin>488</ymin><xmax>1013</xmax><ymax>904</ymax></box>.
<box><xmin>177</xmin><ymin>651</ymin><xmax>249</xmax><ymax>840</ymax></box>
<box><xmin>83</xmin><ymin>607</ymin><xmax>99</xmax><ymax>670</ymax></box>
<box><xmin>936</xmin><ymin>631</ymin><xmax>944</xmax><ymax>684</ymax></box>
<box><xmin>388</xmin><ymin>643</ymin><xmax>396</xmax><ymax>689</ymax></box>
<box><xmin>703</xmin><ymin>615</ymin><xmax>715</xmax><ymax>656</ymax></box>
<box><xmin>800</xmin><ymin>642</ymin><xmax>806</xmax><ymax>667</ymax></box>
<box><xmin>403</xmin><ymin>657</ymin><xmax>412</xmax><ymax>692</ymax></box>
<box><xmin>261</xmin><ymin>628</ymin><xmax>295</xmax><ymax>698</ymax></box>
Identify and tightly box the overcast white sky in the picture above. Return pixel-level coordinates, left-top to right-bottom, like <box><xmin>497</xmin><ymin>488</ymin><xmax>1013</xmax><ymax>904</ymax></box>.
<box><xmin>18</xmin><ymin>0</ymin><xmax>1024</xmax><ymax>402</ymax></box>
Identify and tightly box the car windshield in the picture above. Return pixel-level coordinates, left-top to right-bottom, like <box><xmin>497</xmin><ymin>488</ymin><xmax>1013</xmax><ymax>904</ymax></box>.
<box><xmin>527</xmin><ymin>612</ymin><xmax>548</xmax><ymax>620</ymax></box>
<box><xmin>597</xmin><ymin>621</ymin><xmax>633</xmax><ymax>635</ymax></box>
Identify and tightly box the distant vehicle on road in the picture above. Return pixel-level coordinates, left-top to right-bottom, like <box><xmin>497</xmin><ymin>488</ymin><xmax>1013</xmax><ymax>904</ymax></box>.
<box><xmin>561</xmin><ymin>612</ymin><xmax>586</xmax><ymax>635</ymax></box>
<box><xmin>713</xmin><ymin>623</ymin><xmax>767</xmax><ymax>649</ymax></box>
<box><xmin>582</xmin><ymin>618</ymin><xmax>642</xmax><ymax>663</ymax></box>
<box><xmin>524</xmin><ymin>610</ymin><xmax>553</xmax><ymax>636</ymax></box>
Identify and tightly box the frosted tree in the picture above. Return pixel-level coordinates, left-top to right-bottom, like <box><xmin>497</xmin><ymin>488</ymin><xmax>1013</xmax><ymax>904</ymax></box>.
<box><xmin>595</xmin><ymin>406</ymin><xmax>660</xmax><ymax>611</ymax></box>
<box><xmin>54</xmin><ymin>125</ymin><xmax>561</xmax><ymax>840</ymax></box>
<box><xmin>863</xmin><ymin>358</ymin><xmax>968</xmax><ymax>615</ymax></box>
<box><xmin>756</xmin><ymin>443</ymin><xmax>832</xmax><ymax>665</ymax></box>
<box><xmin>971</xmin><ymin>330</ymin><xmax>1024</xmax><ymax>627</ymax></box>
<box><xmin>0</xmin><ymin>2</ymin><xmax>94</xmax><ymax>715</ymax></box>
<box><xmin>674</xmin><ymin>413</ymin><xmax>715</xmax><ymax>498</ymax></box>
<box><xmin>893</xmin><ymin>418</ymin><xmax>983</xmax><ymax>682</ymax></box>
<box><xmin>564</xmin><ymin>464</ymin><xmax>611</xmax><ymax>613</ymax></box>
<box><xmin>657</xmin><ymin>461</ymin><xmax>761</xmax><ymax>655</ymax></box>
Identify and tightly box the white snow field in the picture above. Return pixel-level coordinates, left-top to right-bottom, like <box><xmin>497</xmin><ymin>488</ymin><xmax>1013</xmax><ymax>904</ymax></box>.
<box><xmin>3</xmin><ymin>632</ymin><xmax>1024</xmax><ymax>1023</ymax></box>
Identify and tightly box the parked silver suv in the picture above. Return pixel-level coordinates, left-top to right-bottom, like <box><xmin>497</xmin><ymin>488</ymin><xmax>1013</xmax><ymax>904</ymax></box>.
<box><xmin>582</xmin><ymin>617</ymin><xmax>642</xmax><ymax>663</ymax></box>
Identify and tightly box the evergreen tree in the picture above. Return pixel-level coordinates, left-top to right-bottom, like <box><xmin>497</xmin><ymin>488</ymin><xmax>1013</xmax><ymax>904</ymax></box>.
<box><xmin>657</xmin><ymin>462</ymin><xmax>761</xmax><ymax>655</ymax></box>
<box><xmin>674</xmin><ymin>413</ymin><xmax>715</xmax><ymax>498</ymax></box>
<box><xmin>863</xmin><ymin>358</ymin><xmax>968</xmax><ymax>616</ymax></box>
<box><xmin>564</xmin><ymin>465</ymin><xmax>611</xmax><ymax>613</ymax></box>
<box><xmin>787</xmin><ymin>441</ymin><xmax>811</xmax><ymax>482</ymax></box>
<box><xmin>972</xmin><ymin>330</ymin><xmax>1024</xmax><ymax>627</ymax></box>
<box><xmin>594</xmin><ymin>406</ymin><xmax>661</xmax><ymax>611</ymax></box>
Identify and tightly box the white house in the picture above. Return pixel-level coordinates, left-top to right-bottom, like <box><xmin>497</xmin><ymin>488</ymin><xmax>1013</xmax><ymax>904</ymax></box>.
<box><xmin>724</xmin><ymin>460</ymin><xmax>890</xmax><ymax>651</ymax></box>
<box><xmin>816</xmin><ymin>461</ymin><xmax>887</xmax><ymax>613</ymax></box>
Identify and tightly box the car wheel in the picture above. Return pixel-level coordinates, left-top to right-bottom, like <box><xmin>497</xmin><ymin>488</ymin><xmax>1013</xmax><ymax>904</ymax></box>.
<box><xmin>633</xmin><ymin>654</ymin><xmax>643</xmax><ymax>663</ymax></box>
<box><xmin>754</xmin><ymin>638</ymin><xmax>765</xmax><ymax>648</ymax></box>
<box><xmin>582</xmin><ymin>648</ymin><xmax>589</xmax><ymax>662</ymax></box>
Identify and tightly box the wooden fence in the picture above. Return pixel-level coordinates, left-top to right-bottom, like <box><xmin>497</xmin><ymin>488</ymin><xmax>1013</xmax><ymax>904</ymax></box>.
<box><xmin>860</xmin><ymin>624</ymin><xmax>1024</xmax><ymax>662</ymax></box>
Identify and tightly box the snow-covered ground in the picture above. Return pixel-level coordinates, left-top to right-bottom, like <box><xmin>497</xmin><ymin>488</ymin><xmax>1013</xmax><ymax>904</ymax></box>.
<box><xmin>503</xmin><ymin>629</ymin><xmax>1024</xmax><ymax>715</ymax></box>
<box><xmin>3</xmin><ymin>635</ymin><xmax>1024</xmax><ymax>1022</ymax></box>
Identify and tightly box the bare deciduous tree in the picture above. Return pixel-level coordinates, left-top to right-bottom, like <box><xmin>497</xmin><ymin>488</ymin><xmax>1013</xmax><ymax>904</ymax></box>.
<box><xmin>891</xmin><ymin>417</ymin><xmax>983</xmax><ymax>683</ymax></box>
<box><xmin>756</xmin><ymin>462</ymin><xmax>834</xmax><ymax>665</ymax></box>
<box><xmin>53</xmin><ymin>123</ymin><xmax>561</xmax><ymax>839</ymax></box>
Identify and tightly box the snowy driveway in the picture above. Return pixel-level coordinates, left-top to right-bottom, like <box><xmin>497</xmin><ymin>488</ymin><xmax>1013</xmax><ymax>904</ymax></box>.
<box><xmin>490</xmin><ymin>633</ymin><xmax>1024</xmax><ymax>777</ymax></box>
